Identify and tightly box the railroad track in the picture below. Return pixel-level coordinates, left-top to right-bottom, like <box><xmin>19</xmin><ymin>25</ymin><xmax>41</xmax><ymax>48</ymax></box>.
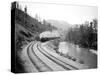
<box><xmin>26</xmin><ymin>41</ymin><xmax>88</xmax><ymax>72</ymax></box>
<box><xmin>27</xmin><ymin>42</ymin><xmax>52</xmax><ymax>72</ymax></box>
<box><xmin>37</xmin><ymin>43</ymin><xmax>78</xmax><ymax>70</ymax></box>
<box><xmin>38</xmin><ymin>42</ymin><xmax>89</xmax><ymax>69</ymax></box>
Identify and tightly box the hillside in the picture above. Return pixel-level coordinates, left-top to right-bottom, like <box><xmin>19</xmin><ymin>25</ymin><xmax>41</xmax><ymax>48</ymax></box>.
<box><xmin>12</xmin><ymin>5</ymin><xmax>57</xmax><ymax>42</ymax></box>
<box><xmin>47</xmin><ymin>19</ymin><xmax>71</xmax><ymax>31</ymax></box>
<box><xmin>11</xmin><ymin>2</ymin><xmax>56</xmax><ymax>72</ymax></box>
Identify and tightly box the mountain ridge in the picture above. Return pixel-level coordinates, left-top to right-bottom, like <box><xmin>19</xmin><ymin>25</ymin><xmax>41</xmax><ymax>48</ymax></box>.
<box><xmin>46</xmin><ymin>19</ymin><xmax>71</xmax><ymax>31</ymax></box>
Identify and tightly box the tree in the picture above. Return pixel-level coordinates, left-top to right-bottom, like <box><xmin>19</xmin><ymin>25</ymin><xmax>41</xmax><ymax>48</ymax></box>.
<box><xmin>24</xmin><ymin>6</ymin><xmax>27</xmax><ymax>13</ymax></box>
<box><xmin>93</xmin><ymin>19</ymin><xmax>97</xmax><ymax>32</ymax></box>
<box><xmin>65</xmin><ymin>19</ymin><xmax>97</xmax><ymax>50</ymax></box>
<box><xmin>35</xmin><ymin>14</ymin><xmax>39</xmax><ymax>21</ymax></box>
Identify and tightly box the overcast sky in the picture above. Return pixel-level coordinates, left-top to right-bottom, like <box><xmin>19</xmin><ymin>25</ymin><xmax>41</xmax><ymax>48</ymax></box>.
<box><xmin>19</xmin><ymin>2</ymin><xmax>98</xmax><ymax>25</ymax></box>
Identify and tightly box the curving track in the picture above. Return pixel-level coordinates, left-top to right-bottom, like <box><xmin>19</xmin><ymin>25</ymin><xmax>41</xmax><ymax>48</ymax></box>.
<box><xmin>26</xmin><ymin>41</ymin><xmax>88</xmax><ymax>72</ymax></box>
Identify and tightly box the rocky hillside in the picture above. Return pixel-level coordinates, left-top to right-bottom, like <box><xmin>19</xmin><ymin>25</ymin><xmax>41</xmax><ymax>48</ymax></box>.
<box><xmin>11</xmin><ymin>2</ymin><xmax>56</xmax><ymax>72</ymax></box>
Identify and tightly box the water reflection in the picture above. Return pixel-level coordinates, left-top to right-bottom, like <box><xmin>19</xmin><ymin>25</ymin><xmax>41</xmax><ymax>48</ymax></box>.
<box><xmin>58</xmin><ymin>42</ymin><xmax>97</xmax><ymax>68</ymax></box>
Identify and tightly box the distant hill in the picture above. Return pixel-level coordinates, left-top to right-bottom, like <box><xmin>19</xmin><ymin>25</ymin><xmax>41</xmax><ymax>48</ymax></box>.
<box><xmin>47</xmin><ymin>19</ymin><xmax>71</xmax><ymax>31</ymax></box>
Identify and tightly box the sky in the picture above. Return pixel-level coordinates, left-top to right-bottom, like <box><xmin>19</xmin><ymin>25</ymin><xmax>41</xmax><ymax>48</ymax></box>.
<box><xmin>19</xmin><ymin>2</ymin><xmax>98</xmax><ymax>25</ymax></box>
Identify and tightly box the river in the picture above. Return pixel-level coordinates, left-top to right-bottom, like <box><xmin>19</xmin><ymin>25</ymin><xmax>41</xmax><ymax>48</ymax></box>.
<box><xmin>58</xmin><ymin>42</ymin><xmax>97</xmax><ymax>68</ymax></box>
